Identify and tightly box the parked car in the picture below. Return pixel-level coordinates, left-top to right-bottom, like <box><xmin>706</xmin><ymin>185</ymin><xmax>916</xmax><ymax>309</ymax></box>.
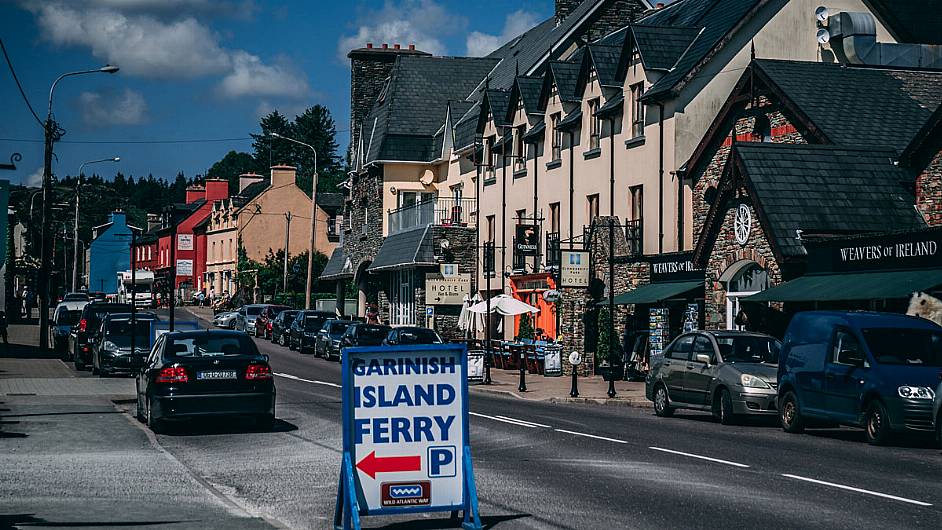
<box><xmin>255</xmin><ymin>305</ymin><xmax>292</xmax><ymax>338</ymax></box>
<box><xmin>93</xmin><ymin>312</ymin><xmax>159</xmax><ymax>377</ymax></box>
<box><xmin>135</xmin><ymin>330</ymin><xmax>275</xmax><ymax>433</ymax></box>
<box><xmin>934</xmin><ymin>380</ymin><xmax>942</xmax><ymax>447</ymax></box>
<box><xmin>315</xmin><ymin>319</ymin><xmax>354</xmax><ymax>360</ymax></box>
<box><xmin>234</xmin><ymin>304</ymin><xmax>265</xmax><ymax>334</ymax></box>
<box><xmin>288</xmin><ymin>310</ymin><xmax>334</xmax><ymax>353</ymax></box>
<box><xmin>87</xmin><ymin>291</ymin><xmax>107</xmax><ymax>302</ymax></box>
<box><xmin>62</xmin><ymin>292</ymin><xmax>90</xmax><ymax>302</ymax></box>
<box><xmin>646</xmin><ymin>331</ymin><xmax>780</xmax><ymax>424</ymax></box>
<box><xmin>383</xmin><ymin>326</ymin><xmax>444</xmax><ymax>346</ymax></box>
<box><xmin>271</xmin><ymin>310</ymin><xmax>300</xmax><ymax>346</ymax></box>
<box><xmin>340</xmin><ymin>323</ymin><xmax>392</xmax><ymax>353</ymax></box>
<box><xmin>69</xmin><ymin>302</ymin><xmax>134</xmax><ymax>371</ymax></box>
<box><xmin>51</xmin><ymin>303</ymin><xmax>84</xmax><ymax>357</ymax></box>
<box><xmin>778</xmin><ymin>311</ymin><xmax>942</xmax><ymax>445</ymax></box>
<box><xmin>213</xmin><ymin>311</ymin><xmax>239</xmax><ymax>329</ymax></box>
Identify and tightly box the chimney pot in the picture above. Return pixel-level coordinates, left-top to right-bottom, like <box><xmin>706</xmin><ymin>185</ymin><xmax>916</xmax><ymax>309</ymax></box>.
<box><xmin>382</xmin><ymin>43</ymin><xmax>388</xmax><ymax>49</ymax></box>
<box><xmin>394</xmin><ymin>43</ymin><xmax>401</xmax><ymax>49</ymax></box>
<box><xmin>367</xmin><ymin>42</ymin><xmax>373</xmax><ymax>48</ymax></box>
<box><xmin>409</xmin><ymin>43</ymin><xmax>415</xmax><ymax>50</ymax></box>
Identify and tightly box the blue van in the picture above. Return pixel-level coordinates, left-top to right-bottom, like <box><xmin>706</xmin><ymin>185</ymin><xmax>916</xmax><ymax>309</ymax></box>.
<box><xmin>778</xmin><ymin>311</ymin><xmax>942</xmax><ymax>445</ymax></box>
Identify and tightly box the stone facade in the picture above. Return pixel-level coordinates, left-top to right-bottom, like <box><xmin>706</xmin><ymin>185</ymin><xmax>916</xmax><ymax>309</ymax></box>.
<box><xmin>344</xmin><ymin>166</ymin><xmax>385</xmax><ymax>289</ymax></box>
<box><xmin>584</xmin><ymin>0</ymin><xmax>649</xmax><ymax>42</ymax></box>
<box><xmin>916</xmin><ymin>150</ymin><xmax>942</xmax><ymax>227</ymax></box>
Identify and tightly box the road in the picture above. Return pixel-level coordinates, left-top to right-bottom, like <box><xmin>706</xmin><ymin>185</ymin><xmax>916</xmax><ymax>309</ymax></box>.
<box><xmin>139</xmin><ymin>309</ymin><xmax>942</xmax><ymax>529</ymax></box>
<box><xmin>4</xmin><ymin>308</ymin><xmax>940</xmax><ymax>529</ymax></box>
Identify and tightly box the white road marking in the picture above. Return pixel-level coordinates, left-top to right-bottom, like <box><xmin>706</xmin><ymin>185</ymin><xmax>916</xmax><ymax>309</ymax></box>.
<box><xmin>781</xmin><ymin>474</ymin><xmax>932</xmax><ymax>507</ymax></box>
<box><xmin>554</xmin><ymin>429</ymin><xmax>628</xmax><ymax>444</ymax></box>
<box><xmin>273</xmin><ymin>372</ymin><xmax>341</xmax><ymax>388</ymax></box>
<box><xmin>649</xmin><ymin>447</ymin><xmax>750</xmax><ymax>468</ymax></box>
<box><xmin>494</xmin><ymin>415</ymin><xmax>552</xmax><ymax>428</ymax></box>
<box><xmin>469</xmin><ymin>411</ymin><xmax>540</xmax><ymax>428</ymax></box>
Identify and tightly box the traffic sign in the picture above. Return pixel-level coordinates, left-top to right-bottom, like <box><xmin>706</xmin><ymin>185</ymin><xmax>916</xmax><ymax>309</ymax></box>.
<box><xmin>334</xmin><ymin>343</ymin><xmax>481</xmax><ymax>530</ymax></box>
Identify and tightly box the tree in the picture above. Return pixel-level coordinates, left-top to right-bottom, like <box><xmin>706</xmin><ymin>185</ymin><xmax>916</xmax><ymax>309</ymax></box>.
<box><xmin>208</xmin><ymin>151</ymin><xmax>264</xmax><ymax>194</ymax></box>
<box><xmin>251</xmin><ymin>110</ymin><xmax>295</xmax><ymax>169</ymax></box>
<box><xmin>293</xmin><ymin>105</ymin><xmax>345</xmax><ymax>193</ymax></box>
<box><xmin>518</xmin><ymin>312</ymin><xmax>534</xmax><ymax>341</ymax></box>
<box><xmin>597</xmin><ymin>306</ymin><xmax>613</xmax><ymax>368</ymax></box>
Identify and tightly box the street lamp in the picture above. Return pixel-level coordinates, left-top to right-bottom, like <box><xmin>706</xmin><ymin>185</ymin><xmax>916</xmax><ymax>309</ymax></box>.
<box><xmin>269</xmin><ymin>132</ymin><xmax>318</xmax><ymax>309</ymax></box>
<box><xmin>38</xmin><ymin>63</ymin><xmax>119</xmax><ymax>351</ymax></box>
<box><xmin>72</xmin><ymin>157</ymin><xmax>120</xmax><ymax>292</ymax></box>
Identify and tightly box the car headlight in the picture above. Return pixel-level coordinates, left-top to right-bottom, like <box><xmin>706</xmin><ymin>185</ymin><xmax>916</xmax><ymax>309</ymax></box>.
<box><xmin>898</xmin><ymin>386</ymin><xmax>935</xmax><ymax>400</ymax></box>
<box><xmin>740</xmin><ymin>374</ymin><xmax>771</xmax><ymax>389</ymax></box>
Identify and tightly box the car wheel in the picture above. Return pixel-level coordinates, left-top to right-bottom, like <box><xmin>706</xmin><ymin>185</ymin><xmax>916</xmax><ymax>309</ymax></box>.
<box><xmin>865</xmin><ymin>400</ymin><xmax>892</xmax><ymax>446</ymax></box>
<box><xmin>147</xmin><ymin>396</ymin><xmax>163</xmax><ymax>434</ymax></box>
<box><xmin>713</xmin><ymin>388</ymin><xmax>737</xmax><ymax>425</ymax></box>
<box><xmin>653</xmin><ymin>384</ymin><xmax>674</xmax><ymax>417</ymax></box>
<box><xmin>135</xmin><ymin>393</ymin><xmax>146</xmax><ymax>423</ymax></box>
<box><xmin>256</xmin><ymin>413</ymin><xmax>275</xmax><ymax>431</ymax></box>
<box><xmin>780</xmin><ymin>391</ymin><xmax>804</xmax><ymax>434</ymax></box>
<box><xmin>279</xmin><ymin>333</ymin><xmax>287</xmax><ymax>347</ymax></box>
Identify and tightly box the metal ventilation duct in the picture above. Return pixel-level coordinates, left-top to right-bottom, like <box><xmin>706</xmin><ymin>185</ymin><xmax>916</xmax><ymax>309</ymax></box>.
<box><xmin>819</xmin><ymin>9</ymin><xmax>942</xmax><ymax>69</ymax></box>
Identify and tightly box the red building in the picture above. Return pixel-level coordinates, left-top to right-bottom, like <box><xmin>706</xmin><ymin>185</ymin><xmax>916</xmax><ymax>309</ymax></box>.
<box><xmin>154</xmin><ymin>179</ymin><xmax>229</xmax><ymax>300</ymax></box>
<box><xmin>132</xmin><ymin>232</ymin><xmax>159</xmax><ymax>271</ymax></box>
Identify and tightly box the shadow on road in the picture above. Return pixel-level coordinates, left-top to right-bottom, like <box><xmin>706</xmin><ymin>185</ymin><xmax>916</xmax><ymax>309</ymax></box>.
<box><xmin>0</xmin><ymin>513</ymin><xmax>194</xmax><ymax>528</ymax></box>
<box><xmin>0</xmin><ymin>342</ymin><xmax>62</xmax><ymax>360</ymax></box>
<box><xmin>371</xmin><ymin>513</ymin><xmax>530</xmax><ymax>529</ymax></box>
<box><xmin>161</xmin><ymin>417</ymin><xmax>299</xmax><ymax>437</ymax></box>
<box><xmin>801</xmin><ymin>428</ymin><xmax>940</xmax><ymax>449</ymax></box>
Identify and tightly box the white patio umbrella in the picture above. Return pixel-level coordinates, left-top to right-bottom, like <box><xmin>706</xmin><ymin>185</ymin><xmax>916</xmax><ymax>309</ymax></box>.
<box><xmin>468</xmin><ymin>294</ymin><xmax>539</xmax><ymax>316</ymax></box>
<box><xmin>458</xmin><ymin>293</ymin><xmax>484</xmax><ymax>335</ymax></box>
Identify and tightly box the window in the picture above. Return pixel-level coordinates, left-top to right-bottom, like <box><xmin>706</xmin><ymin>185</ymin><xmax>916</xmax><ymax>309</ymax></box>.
<box><xmin>627</xmin><ymin>185</ymin><xmax>643</xmax><ymax>255</ymax></box>
<box><xmin>551</xmin><ymin>113</ymin><xmax>562</xmax><ymax>161</ymax></box>
<box><xmin>516</xmin><ymin>209</ymin><xmax>527</xmax><ymax>225</ymax></box>
<box><xmin>692</xmin><ymin>336</ymin><xmax>715</xmax><ymax>362</ymax></box>
<box><xmin>587</xmin><ymin>194</ymin><xmax>599</xmax><ymax>222</ymax></box>
<box><xmin>451</xmin><ymin>184</ymin><xmax>463</xmax><ymax>202</ymax></box>
<box><xmin>549</xmin><ymin>202</ymin><xmax>560</xmax><ymax>233</ymax></box>
<box><xmin>630</xmin><ymin>83</ymin><xmax>645</xmax><ymax>138</ymax></box>
<box><xmin>485</xmin><ymin>135</ymin><xmax>497</xmax><ymax>180</ymax></box>
<box><xmin>484</xmin><ymin>215</ymin><xmax>496</xmax><ymax>275</ymax></box>
<box><xmin>212</xmin><ymin>242</ymin><xmax>216</xmax><ymax>262</ymax></box>
<box><xmin>629</xmin><ymin>186</ymin><xmax>643</xmax><ymax>222</ymax></box>
<box><xmin>486</xmin><ymin>215</ymin><xmax>495</xmax><ymax>243</ymax></box>
<box><xmin>514</xmin><ymin>125</ymin><xmax>526</xmax><ymax>173</ymax></box>
<box><xmin>147</xmin><ymin>246</ymin><xmax>152</xmax><ymax>261</ymax></box>
<box><xmin>668</xmin><ymin>335</ymin><xmax>695</xmax><ymax>360</ymax></box>
<box><xmin>362</xmin><ymin>206</ymin><xmax>369</xmax><ymax>235</ymax></box>
<box><xmin>589</xmin><ymin>98</ymin><xmax>601</xmax><ymax>150</ymax></box>
<box><xmin>831</xmin><ymin>329</ymin><xmax>863</xmax><ymax>366</ymax></box>
<box><xmin>389</xmin><ymin>269</ymin><xmax>416</xmax><ymax>326</ymax></box>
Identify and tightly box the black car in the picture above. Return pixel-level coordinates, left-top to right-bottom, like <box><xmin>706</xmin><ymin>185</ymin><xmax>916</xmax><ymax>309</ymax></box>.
<box><xmin>135</xmin><ymin>330</ymin><xmax>276</xmax><ymax>433</ymax></box>
<box><xmin>255</xmin><ymin>304</ymin><xmax>292</xmax><ymax>338</ymax></box>
<box><xmin>93</xmin><ymin>312</ymin><xmax>158</xmax><ymax>377</ymax></box>
<box><xmin>288</xmin><ymin>310</ymin><xmax>333</xmax><ymax>353</ymax></box>
<box><xmin>271</xmin><ymin>310</ymin><xmax>300</xmax><ymax>346</ymax></box>
<box><xmin>70</xmin><ymin>302</ymin><xmax>134</xmax><ymax>371</ymax></box>
<box><xmin>51</xmin><ymin>306</ymin><xmax>83</xmax><ymax>356</ymax></box>
<box><xmin>316</xmin><ymin>319</ymin><xmax>354</xmax><ymax>360</ymax></box>
<box><xmin>383</xmin><ymin>327</ymin><xmax>444</xmax><ymax>346</ymax></box>
<box><xmin>340</xmin><ymin>323</ymin><xmax>392</xmax><ymax>353</ymax></box>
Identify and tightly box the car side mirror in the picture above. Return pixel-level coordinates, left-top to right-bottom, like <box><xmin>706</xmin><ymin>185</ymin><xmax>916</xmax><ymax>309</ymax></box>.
<box><xmin>263</xmin><ymin>354</ymin><xmax>270</xmax><ymax>362</ymax></box>
<box><xmin>695</xmin><ymin>353</ymin><xmax>712</xmax><ymax>365</ymax></box>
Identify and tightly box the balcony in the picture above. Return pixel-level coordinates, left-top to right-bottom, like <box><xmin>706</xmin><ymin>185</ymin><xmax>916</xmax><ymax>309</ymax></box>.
<box><xmin>326</xmin><ymin>216</ymin><xmax>342</xmax><ymax>242</ymax></box>
<box><xmin>545</xmin><ymin>232</ymin><xmax>560</xmax><ymax>268</ymax></box>
<box><xmin>387</xmin><ymin>197</ymin><xmax>476</xmax><ymax>235</ymax></box>
<box><xmin>625</xmin><ymin>218</ymin><xmax>643</xmax><ymax>257</ymax></box>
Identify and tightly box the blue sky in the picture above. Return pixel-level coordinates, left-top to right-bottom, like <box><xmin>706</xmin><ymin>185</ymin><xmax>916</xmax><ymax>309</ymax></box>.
<box><xmin>1</xmin><ymin>0</ymin><xmax>553</xmax><ymax>187</ymax></box>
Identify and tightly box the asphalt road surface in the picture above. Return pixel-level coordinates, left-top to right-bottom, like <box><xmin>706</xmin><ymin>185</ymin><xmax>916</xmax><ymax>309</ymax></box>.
<box><xmin>7</xmin><ymin>308</ymin><xmax>940</xmax><ymax>529</ymax></box>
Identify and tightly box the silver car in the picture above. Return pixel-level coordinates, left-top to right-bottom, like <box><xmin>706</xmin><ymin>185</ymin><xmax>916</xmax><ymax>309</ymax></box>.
<box><xmin>234</xmin><ymin>304</ymin><xmax>265</xmax><ymax>334</ymax></box>
<box><xmin>646</xmin><ymin>331</ymin><xmax>781</xmax><ymax>424</ymax></box>
<box><xmin>212</xmin><ymin>311</ymin><xmax>239</xmax><ymax>329</ymax></box>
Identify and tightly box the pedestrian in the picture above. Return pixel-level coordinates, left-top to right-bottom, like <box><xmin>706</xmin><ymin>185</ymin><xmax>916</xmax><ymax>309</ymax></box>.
<box><xmin>197</xmin><ymin>290</ymin><xmax>205</xmax><ymax>307</ymax></box>
<box><xmin>208</xmin><ymin>287</ymin><xmax>216</xmax><ymax>306</ymax></box>
<box><xmin>0</xmin><ymin>310</ymin><xmax>8</xmax><ymax>345</ymax></box>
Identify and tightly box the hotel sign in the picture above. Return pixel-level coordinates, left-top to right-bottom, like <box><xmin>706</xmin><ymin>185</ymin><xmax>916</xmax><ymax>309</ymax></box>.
<box><xmin>809</xmin><ymin>231</ymin><xmax>942</xmax><ymax>273</ymax></box>
<box><xmin>425</xmin><ymin>274</ymin><xmax>471</xmax><ymax>305</ymax></box>
<box><xmin>561</xmin><ymin>251</ymin><xmax>590</xmax><ymax>287</ymax></box>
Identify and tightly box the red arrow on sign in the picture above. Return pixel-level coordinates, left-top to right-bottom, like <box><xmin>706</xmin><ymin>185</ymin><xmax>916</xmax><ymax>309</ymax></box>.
<box><xmin>356</xmin><ymin>451</ymin><xmax>421</xmax><ymax>479</ymax></box>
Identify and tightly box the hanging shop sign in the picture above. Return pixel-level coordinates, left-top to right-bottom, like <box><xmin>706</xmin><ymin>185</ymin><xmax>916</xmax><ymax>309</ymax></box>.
<box><xmin>560</xmin><ymin>251</ymin><xmax>590</xmax><ymax>287</ymax></box>
<box><xmin>807</xmin><ymin>229</ymin><xmax>942</xmax><ymax>273</ymax></box>
<box><xmin>543</xmin><ymin>290</ymin><xmax>562</xmax><ymax>303</ymax></box>
<box><xmin>177</xmin><ymin>233</ymin><xmax>194</xmax><ymax>251</ymax></box>
<box><xmin>425</xmin><ymin>274</ymin><xmax>471</xmax><ymax>305</ymax></box>
<box><xmin>335</xmin><ymin>344</ymin><xmax>481</xmax><ymax>529</ymax></box>
<box><xmin>176</xmin><ymin>259</ymin><xmax>193</xmax><ymax>276</ymax></box>
<box><xmin>514</xmin><ymin>224</ymin><xmax>539</xmax><ymax>256</ymax></box>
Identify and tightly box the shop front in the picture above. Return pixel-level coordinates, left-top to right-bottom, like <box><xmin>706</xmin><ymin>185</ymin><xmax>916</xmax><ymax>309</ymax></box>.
<box><xmin>509</xmin><ymin>273</ymin><xmax>557</xmax><ymax>339</ymax></box>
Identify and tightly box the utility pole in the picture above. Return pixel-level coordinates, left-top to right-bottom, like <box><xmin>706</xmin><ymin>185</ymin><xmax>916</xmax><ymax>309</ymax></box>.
<box><xmin>130</xmin><ymin>230</ymin><xmax>137</xmax><ymax>358</ymax></box>
<box><xmin>73</xmin><ymin>157</ymin><xmax>119</xmax><ymax>292</ymax></box>
<box><xmin>283</xmin><ymin>211</ymin><xmax>292</xmax><ymax>295</ymax></box>
<box><xmin>169</xmin><ymin>209</ymin><xmax>177</xmax><ymax>332</ymax></box>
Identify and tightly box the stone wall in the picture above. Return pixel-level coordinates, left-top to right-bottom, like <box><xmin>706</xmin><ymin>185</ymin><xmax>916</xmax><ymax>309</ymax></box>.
<box><xmin>344</xmin><ymin>167</ymin><xmax>385</xmax><ymax>277</ymax></box>
<box><xmin>584</xmin><ymin>1</ymin><xmax>649</xmax><ymax>43</ymax></box>
<box><xmin>916</xmin><ymin>150</ymin><xmax>942</xmax><ymax>227</ymax></box>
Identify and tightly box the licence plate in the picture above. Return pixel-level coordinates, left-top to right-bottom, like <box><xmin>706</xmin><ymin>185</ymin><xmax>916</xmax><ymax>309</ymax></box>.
<box><xmin>197</xmin><ymin>370</ymin><xmax>237</xmax><ymax>380</ymax></box>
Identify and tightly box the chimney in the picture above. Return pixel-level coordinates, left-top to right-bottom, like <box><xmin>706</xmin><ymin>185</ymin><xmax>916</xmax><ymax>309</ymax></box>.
<box><xmin>146</xmin><ymin>213</ymin><xmax>161</xmax><ymax>232</ymax></box>
<box><xmin>185</xmin><ymin>184</ymin><xmax>205</xmax><ymax>204</ymax></box>
<box><xmin>270</xmin><ymin>165</ymin><xmax>297</xmax><ymax>189</ymax></box>
<box><xmin>238</xmin><ymin>172</ymin><xmax>265</xmax><ymax>193</ymax></box>
<box><xmin>204</xmin><ymin>178</ymin><xmax>229</xmax><ymax>202</ymax></box>
<box><xmin>555</xmin><ymin>0</ymin><xmax>586</xmax><ymax>23</ymax></box>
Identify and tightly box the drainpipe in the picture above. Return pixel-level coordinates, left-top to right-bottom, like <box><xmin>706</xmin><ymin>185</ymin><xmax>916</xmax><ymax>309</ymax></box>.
<box><xmin>568</xmin><ymin>130</ymin><xmax>575</xmax><ymax>244</ymax></box>
<box><xmin>501</xmin><ymin>131</ymin><xmax>507</xmax><ymax>291</ymax></box>
<box><xmin>532</xmin><ymin>134</ymin><xmax>539</xmax><ymax>273</ymax></box>
<box><xmin>658</xmin><ymin>103</ymin><xmax>665</xmax><ymax>254</ymax></box>
<box><xmin>676</xmin><ymin>169</ymin><xmax>685</xmax><ymax>251</ymax></box>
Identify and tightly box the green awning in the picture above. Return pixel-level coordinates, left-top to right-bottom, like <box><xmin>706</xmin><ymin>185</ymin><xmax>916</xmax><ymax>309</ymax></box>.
<box><xmin>745</xmin><ymin>269</ymin><xmax>942</xmax><ymax>302</ymax></box>
<box><xmin>610</xmin><ymin>280</ymin><xmax>703</xmax><ymax>305</ymax></box>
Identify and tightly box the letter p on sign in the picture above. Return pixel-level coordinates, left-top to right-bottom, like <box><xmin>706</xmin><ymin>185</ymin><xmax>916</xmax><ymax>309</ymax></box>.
<box><xmin>428</xmin><ymin>446</ymin><xmax>456</xmax><ymax>478</ymax></box>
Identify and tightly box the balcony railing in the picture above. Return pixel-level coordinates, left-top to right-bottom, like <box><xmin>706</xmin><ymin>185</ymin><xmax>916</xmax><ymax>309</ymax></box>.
<box><xmin>545</xmin><ymin>232</ymin><xmax>560</xmax><ymax>268</ymax></box>
<box><xmin>625</xmin><ymin>218</ymin><xmax>643</xmax><ymax>257</ymax></box>
<box><xmin>387</xmin><ymin>197</ymin><xmax>476</xmax><ymax>235</ymax></box>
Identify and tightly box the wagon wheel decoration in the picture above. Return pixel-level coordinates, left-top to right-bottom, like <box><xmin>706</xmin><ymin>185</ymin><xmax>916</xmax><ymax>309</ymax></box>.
<box><xmin>734</xmin><ymin>204</ymin><xmax>751</xmax><ymax>245</ymax></box>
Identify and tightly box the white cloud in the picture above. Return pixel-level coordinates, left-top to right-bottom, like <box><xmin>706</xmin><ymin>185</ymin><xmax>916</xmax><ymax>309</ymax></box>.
<box><xmin>337</xmin><ymin>0</ymin><xmax>467</xmax><ymax>61</ymax></box>
<box><xmin>78</xmin><ymin>88</ymin><xmax>149</xmax><ymax>127</ymax></box>
<box><xmin>24</xmin><ymin>166</ymin><xmax>44</xmax><ymax>187</ymax></box>
<box><xmin>219</xmin><ymin>51</ymin><xmax>310</xmax><ymax>99</ymax></box>
<box><xmin>466</xmin><ymin>10</ymin><xmax>541</xmax><ymax>57</ymax></box>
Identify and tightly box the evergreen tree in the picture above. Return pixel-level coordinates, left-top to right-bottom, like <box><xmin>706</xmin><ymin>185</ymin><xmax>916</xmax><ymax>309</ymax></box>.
<box><xmin>208</xmin><ymin>150</ymin><xmax>263</xmax><ymax>194</ymax></box>
<box><xmin>251</xmin><ymin>110</ymin><xmax>295</xmax><ymax>168</ymax></box>
<box><xmin>293</xmin><ymin>105</ymin><xmax>345</xmax><ymax>193</ymax></box>
<box><xmin>597</xmin><ymin>306</ymin><xmax>613</xmax><ymax>367</ymax></box>
<box><xmin>518</xmin><ymin>312</ymin><xmax>534</xmax><ymax>341</ymax></box>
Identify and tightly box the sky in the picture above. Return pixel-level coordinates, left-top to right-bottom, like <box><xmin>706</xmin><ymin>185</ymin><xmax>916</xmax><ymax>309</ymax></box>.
<box><xmin>0</xmin><ymin>0</ymin><xmax>554</xmax><ymax>187</ymax></box>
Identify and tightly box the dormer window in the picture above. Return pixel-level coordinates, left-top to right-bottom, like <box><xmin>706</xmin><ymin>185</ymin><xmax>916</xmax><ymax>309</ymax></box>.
<box><xmin>589</xmin><ymin>98</ymin><xmax>601</xmax><ymax>150</ymax></box>
<box><xmin>551</xmin><ymin>113</ymin><xmax>562</xmax><ymax>161</ymax></box>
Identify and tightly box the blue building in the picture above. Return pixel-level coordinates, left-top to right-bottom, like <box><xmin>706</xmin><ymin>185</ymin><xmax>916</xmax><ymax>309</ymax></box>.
<box><xmin>87</xmin><ymin>211</ymin><xmax>137</xmax><ymax>294</ymax></box>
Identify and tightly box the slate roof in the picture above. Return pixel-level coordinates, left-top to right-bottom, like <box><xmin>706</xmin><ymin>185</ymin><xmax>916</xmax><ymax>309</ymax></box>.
<box><xmin>864</xmin><ymin>0</ymin><xmax>942</xmax><ymax>45</ymax></box>
<box><xmin>522</xmin><ymin>120</ymin><xmax>546</xmax><ymax>142</ymax></box>
<box><xmin>586</xmin><ymin>44</ymin><xmax>622</xmax><ymax>86</ymax></box>
<box><xmin>453</xmin><ymin>103</ymin><xmax>482</xmax><ymax>151</ymax></box>
<box><xmin>640</xmin><ymin>0</ymin><xmax>763</xmax><ymax>101</ymax></box>
<box><xmin>320</xmin><ymin>247</ymin><xmax>353</xmax><ymax>280</ymax></box>
<box><xmin>514</xmin><ymin>76</ymin><xmax>544</xmax><ymax>115</ymax></box>
<box><xmin>367</xmin><ymin>225</ymin><xmax>435</xmax><ymax>271</ymax></box>
<box><xmin>558</xmin><ymin>108</ymin><xmax>583</xmax><ymax>130</ymax></box>
<box><xmin>631</xmin><ymin>24</ymin><xmax>701</xmax><ymax>71</ymax></box>
<box><xmin>754</xmin><ymin>59</ymin><xmax>942</xmax><ymax>155</ymax></box>
<box><xmin>316</xmin><ymin>192</ymin><xmax>343</xmax><ymax>214</ymax></box>
<box><xmin>233</xmin><ymin>179</ymin><xmax>269</xmax><ymax>209</ymax></box>
<box><xmin>485</xmin><ymin>89</ymin><xmax>512</xmax><ymax>127</ymax></box>
<box><xmin>596</xmin><ymin>92</ymin><xmax>624</xmax><ymax>117</ymax></box>
<box><xmin>734</xmin><ymin>143</ymin><xmax>925</xmax><ymax>257</ymax></box>
<box><xmin>547</xmin><ymin>60</ymin><xmax>583</xmax><ymax>103</ymax></box>
<box><xmin>362</xmin><ymin>55</ymin><xmax>499</xmax><ymax>164</ymax></box>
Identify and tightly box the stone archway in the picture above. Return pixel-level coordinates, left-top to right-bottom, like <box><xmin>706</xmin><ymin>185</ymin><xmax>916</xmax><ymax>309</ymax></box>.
<box><xmin>353</xmin><ymin>260</ymin><xmax>372</xmax><ymax>318</ymax></box>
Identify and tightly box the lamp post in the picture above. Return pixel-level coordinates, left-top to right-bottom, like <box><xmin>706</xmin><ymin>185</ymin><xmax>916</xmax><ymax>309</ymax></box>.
<box><xmin>73</xmin><ymin>157</ymin><xmax>120</xmax><ymax>292</ymax></box>
<box><xmin>270</xmin><ymin>132</ymin><xmax>318</xmax><ymax>309</ymax></box>
<box><xmin>39</xmin><ymin>64</ymin><xmax>119</xmax><ymax>350</ymax></box>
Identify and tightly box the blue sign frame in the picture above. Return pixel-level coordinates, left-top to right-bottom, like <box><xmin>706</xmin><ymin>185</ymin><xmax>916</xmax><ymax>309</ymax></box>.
<box><xmin>334</xmin><ymin>343</ymin><xmax>481</xmax><ymax>530</ymax></box>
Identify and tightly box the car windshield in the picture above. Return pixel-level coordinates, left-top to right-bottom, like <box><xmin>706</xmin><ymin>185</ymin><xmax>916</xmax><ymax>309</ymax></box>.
<box><xmin>63</xmin><ymin>293</ymin><xmax>89</xmax><ymax>301</ymax></box>
<box><xmin>358</xmin><ymin>325</ymin><xmax>390</xmax><ymax>344</ymax></box>
<box><xmin>246</xmin><ymin>306</ymin><xmax>263</xmax><ymax>316</ymax></box>
<box><xmin>715</xmin><ymin>335</ymin><xmax>780</xmax><ymax>364</ymax></box>
<box><xmin>861</xmin><ymin>328</ymin><xmax>942</xmax><ymax>367</ymax></box>
<box><xmin>329</xmin><ymin>322</ymin><xmax>352</xmax><ymax>336</ymax></box>
<box><xmin>89</xmin><ymin>305</ymin><xmax>134</xmax><ymax>331</ymax></box>
<box><xmin>57</xmin><ymin>310</ymin><xmax>82</xmax><ymax>326</ymax></box>
<box><xmin>398</xmin><ymin>328</ymin><xmax>443</xmax><ymax>344</ymax></box>
<box><xmin>304</xmin><ymin>317</ymin><xmax>327</xmax><ymax>331</ymax></box>
<box><xmin>105</xmin><ymin>319</ymin><xmax>152</xmax><ymax>347</ymax></box>
<box><xmin>166</xmin><ymin>334</ymin><xmax>259</xmax><ymax>358</ymax></box>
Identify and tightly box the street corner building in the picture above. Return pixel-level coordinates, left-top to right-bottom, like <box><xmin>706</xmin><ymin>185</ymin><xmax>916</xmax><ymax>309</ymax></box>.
<box><xmin>329</xmin><ymin>0</ymin><xmax>942</xmax><ymax>364</ymax></box>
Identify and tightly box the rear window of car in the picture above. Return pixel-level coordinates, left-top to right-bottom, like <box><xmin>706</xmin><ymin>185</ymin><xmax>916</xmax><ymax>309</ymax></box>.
<box><xmin>165</xmin><ymin>334</ymin><xmax>259</xmax><ymax>358</ymax></box>
<box><xmin>304</xmin><ymin>316</ymin><xmax>328</xmax><ymax>330</ymax></box>
<box><xmin>57</xmin><ymin>310</ymin><xmax>82</xmax><ymax>326</ymax></box>
<box><xmin>329</xmin><ymin>322</ymin><xmax>352</xmax><ymax>335</ymax></box>
<box><xmin>399</xmin><ymin>328</ymin><xmax>443</xmax><ymax>344</ymax></box>
<box><xmin>87</xmin><ymin>305</ymin><xmax>134</xmax><ymax>329</ymax></box>
<box><xmin>64</xmin><ymin>293</ymin><xmax>89</xmax><ymax>301</ymax></box>
<box><xmin>358</xmin><ymin>325</ymin><xmax>390</xmax><ymax>341</ymax></box>
<box><xmin>280</xmin><ymin>311</ymin><xmax>299</xmax><ymax>321</ymax></box>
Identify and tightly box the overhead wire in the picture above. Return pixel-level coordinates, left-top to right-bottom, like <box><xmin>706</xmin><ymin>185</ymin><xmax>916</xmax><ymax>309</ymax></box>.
<box><xmin>0</xmin><ymin>37</ymin><xmax>43</xmax><ymax>128</ymax></box>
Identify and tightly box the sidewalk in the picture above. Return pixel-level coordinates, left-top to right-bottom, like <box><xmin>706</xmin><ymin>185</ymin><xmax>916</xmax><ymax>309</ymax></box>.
<box><xmin>470</xmin><ymin>366</ymin><xmax>652</xmax><ymax>408</ymax></box>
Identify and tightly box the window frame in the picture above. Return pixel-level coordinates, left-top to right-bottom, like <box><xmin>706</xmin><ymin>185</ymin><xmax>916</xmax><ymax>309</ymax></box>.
<box><xmin>630</xmin><ymin>83</ymin><xmax>645</xmax><ymax>138</ymax></box>
<box><xmin>588</xmin><ymin>98</ymin><xmax>601</xmax><ymax>150</ymax></box>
